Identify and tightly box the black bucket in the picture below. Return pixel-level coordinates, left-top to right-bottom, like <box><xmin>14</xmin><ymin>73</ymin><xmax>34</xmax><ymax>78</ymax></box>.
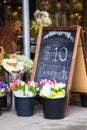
<box><xmin>42</xmin><ymin>97</ymin><xmax>65</xmax><ymax>119</ymax></box>
<box><xmin>80</xmin><ymin>94</ymin><xmax>87</xmax><ymax>107</ymax></box>
<box><xmin>15</xmin><ymin>96</ymin><xmax>35</xmax><ymax>117</ymax></box>
<box><xmin>0</xmin><ymin>96</ymin><xmax>3</xmax><ymax>115</ymax></box>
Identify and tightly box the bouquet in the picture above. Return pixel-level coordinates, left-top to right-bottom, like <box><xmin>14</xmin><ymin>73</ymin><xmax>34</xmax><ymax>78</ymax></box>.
<box><xmin>0</xmin><ymin>81</ymin><xmax>7</xmax><ymax>97</ymax></box>
<box><xmin>30</xmin><ymin>10</ymin><xmax>52</xmax><ymax>35</ymax></box>
<box><xmin>1</xmin><ymin>58</ymin><xmax>23</xmax><ymax>73</ymax></box>
<box><xmin>14</xmin><ymin>54</ymin><xmax>34</xmax><ymax>73</ymax></box>
<box><xmin>39</xmin><ymin>79</ymin><xmax>65</xmax><ymax>99</ymax></box>
<box><xmin>1</xmin><ymin>54</ymin><xmax>33</xmax><ymax>74</ymax></box>
<box><xmin>10</xmin><ymin>79</ymin><xmax>39</xmax><ymax>97</ymax></box>
<box><xmin>27</xmin><ymin>80</ymin><xmax>39</xmax><ymax>97</ymax></box>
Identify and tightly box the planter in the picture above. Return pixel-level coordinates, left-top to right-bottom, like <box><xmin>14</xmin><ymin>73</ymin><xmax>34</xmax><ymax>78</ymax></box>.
<box><xmin>0</xmin><ymin>96</ymin><xmax>3</xmax><ymax>115</ymax></box>
<box><xmin>42</xmin><ymin>97</ymin><xmax>65</xmax><ymax>119</ymax></box>
<box><xmin>80</xmin><ymin>94</ymin><xmax>87</xmax><ymax>107</ymax></box>
<box><xmin>15</xmin><ymin>96</ymin><xmax>35</xmax><ymax>117</ymax></box>
<box><xmin>3</xmin><ymin>95</ymin><xmax>7</xmax><ymax>108</ymax></box>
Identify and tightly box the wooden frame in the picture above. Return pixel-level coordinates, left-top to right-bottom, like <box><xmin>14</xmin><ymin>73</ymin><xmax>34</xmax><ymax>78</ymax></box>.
<box><xmin>31</xmin><ymin>26</ymin><xmax>82</xmax><ymax>115</ymax></box>
<box><xmin>71</xmin><ymin>28</ymin><xmax>87</xmax><ymax>94</ymax></box>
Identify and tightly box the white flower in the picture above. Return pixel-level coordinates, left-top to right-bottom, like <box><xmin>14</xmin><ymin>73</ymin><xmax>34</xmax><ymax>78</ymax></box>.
<box><xmin>36</xmin><ymin>18</ymin><xmax>43</xmax><ymax>26</ymax></box>
<box><xmin>55</xmin><ymin>83</ymin><xmax>66</xmax><ymax>89</ymax></box>
<box><xmin>42</xmin><ymin>17</ymin><xmax>52</xmax><ymax>26</ymax></box>
<box><xmin>40</xmin><ymin>83</ymin><xmax>51</xmax><ymax>97</ymax></box>
<box><xmin>14</xmin><ymin>54</ymin><xmax>33</xmax><ymax>73</ymax></box>
<box><xmin>34</xmin><ymin>10</ymin><xmax>52</xmax><ymax>27</ymax></box>
<box><xmin>34</xmin><ymin>10</ymin><xmax>41</xmax><ymax>18</ymax></box>
<box><xmin>30</xmin><ymin>81</ymin><xmax>35</xmax><ymax>87</ymax></box>
<box><xmin>41</xmin><ymin>11</ymin><xmax>49</xmax><ymax>17</ymax></box>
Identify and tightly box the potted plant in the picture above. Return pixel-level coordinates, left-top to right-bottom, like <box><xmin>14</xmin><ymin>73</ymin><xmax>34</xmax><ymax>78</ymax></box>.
<box><xmin>39</xmin><ymin>79</ymin><xmax>66</xmax><ymax>119</ymax></box>
<box><xmin>10</xmin><ymin>79</ymin><xmax>39</xmax><ymax>117</ymax></box>
<box><xmin>0</xmin><ymin>81</ymin><xmax>7</xmax><ymax>115</ymax></box>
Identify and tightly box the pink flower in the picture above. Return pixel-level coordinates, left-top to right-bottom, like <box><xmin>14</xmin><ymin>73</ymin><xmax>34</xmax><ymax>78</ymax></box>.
<box><xmin>12</xmin><ymin>80</ymin><xmax>21</xmax><ymax>87</ymax></box>
<box><xmin>48</xmin><ymin>80</ymin><xmax>54</xmax><ymax>85</ymax></box>
<box><xmin>53</xmin><ymin>80</ymin><xmax>57</xmax><ymax>84</ymax></box>
<box><xmin>27</xmin><ymin>80</ymin><xmax>31</xmax><ymax>85</ymax></box>
<box><xmin>11</xmin><ymin>82</ymin><xmax>16</xmax><ymax>90</ymax></box>
<box><xmin>40</xmin><ymin>79</ymin><xmax>58</xmax><ymax>86</ymax></box>
<box><xmin>27</xmin><ymin>80</ymin><xmax>38</xmax><ymax>87</ymax></box>
<box><xmin>40</xmin><ymin>79</ymin><xmax>45</xmax><ymax>85</ymax></box>
<box><xmin>16</xmin><ymin>80</ymin><xmax>21</xmax><ymax>86</ymax></box>
<box><xmin>34</xmin><ymin>82</ymin><xmax>38</xmax><ymax>87</ymax></box>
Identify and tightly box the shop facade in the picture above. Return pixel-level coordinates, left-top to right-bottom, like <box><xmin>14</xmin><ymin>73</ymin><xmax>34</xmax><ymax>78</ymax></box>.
<box><xmin>0</xmin><ymin>0</ymin><xmax>87</xmax><ymax>113</ymax></box>
<box><xmin>0</xmin><ymin>0</ymin><xmax>87</xmax><ymax>53</ymax></box>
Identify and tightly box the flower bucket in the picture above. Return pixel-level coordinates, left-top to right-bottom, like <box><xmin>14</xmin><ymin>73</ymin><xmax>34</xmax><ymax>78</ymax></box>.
<box><xmin>15</xmin><ymin>96</ymin><xmax>35</xmax><ymax>117</ymax></box>
<box><xmin>0</xmin><ymin>96</ymin><xmax>3</xmax><ymax>115</ymax></box>
<box><xmin>42</xmin><ymin>97</ymin><xmax>65</xmax><ymax>119</ymax></box>
<box><xmin>80</xmin><ymin>94</ymin><xmax>87</xmax><ymax>107</ymax></box>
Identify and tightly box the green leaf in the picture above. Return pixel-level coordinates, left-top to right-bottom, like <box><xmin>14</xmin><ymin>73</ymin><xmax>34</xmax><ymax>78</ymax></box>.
<box><xmin>4</xmin><ymin>53</ymin><xmax>9</xmax><ymax>59</ymax></box>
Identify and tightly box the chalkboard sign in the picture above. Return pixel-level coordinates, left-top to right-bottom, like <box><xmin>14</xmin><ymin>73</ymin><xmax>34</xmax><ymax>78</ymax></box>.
<box><xmin>31</xmin><ymin>26</ymin><xmax>82</xmax><ymax>114</ymax></box>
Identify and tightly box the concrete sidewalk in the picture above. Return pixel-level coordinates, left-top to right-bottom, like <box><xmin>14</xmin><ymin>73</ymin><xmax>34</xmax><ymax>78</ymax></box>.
<box><xmin>0</xmin><ymin>102</ymin><xmax>87</xmax><ymax>130</ymax></box>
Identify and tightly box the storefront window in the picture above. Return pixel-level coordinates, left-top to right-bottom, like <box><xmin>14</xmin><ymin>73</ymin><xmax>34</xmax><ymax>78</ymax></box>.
<box><xmin>3</xmin><ymin>0</ymin><xmax>22</xmax><ymax>21</ymax></box>
<box><xmin>0</xmin><ymin>0</ymin><xmax>87</xmax><ymax>52</ymax></box>
<box><xmin>36</xmin><ymin>0</ymin><xmax>84</xmax><ymax>27</ymax></box>
<box><xmin>35</xmin><ymin>0</ymin><xmax>87</xmax><ymax>51</ymax></box>
<box><xmin>69</xmin><ymin>0</ymin><xmax>83</xmax><ymax>26</ymax></box>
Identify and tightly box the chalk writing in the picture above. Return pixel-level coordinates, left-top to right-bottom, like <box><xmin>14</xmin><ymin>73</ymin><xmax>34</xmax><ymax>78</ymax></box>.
<box><xmin>38</xmin><ymin>62</ymin><xmax>68</xmax><ymax>81</ymax></box>
<box><xmin>44</xmin><ymin>46</ymin><xmax>68</xmax><ymax>62</ymax></box>
<box><xmin>59</xmin><ymin>47</ymin><xmax>68</xmax><ymax>62</ymax></box>
<box><xmin>43</xmin><ymin>31</ymin><xmax>75</xmax><ymax>43</ymax></box>
<box><xmin>44</xmin><ymin>45</ymin><xmax>51</xmax><ymax>61</ymax></box>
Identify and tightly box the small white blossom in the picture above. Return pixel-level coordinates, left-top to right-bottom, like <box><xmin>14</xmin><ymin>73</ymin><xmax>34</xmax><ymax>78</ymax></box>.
<box><xmin>40</xmin><ymin>83</ymin><xmax>51</xmax><ymax>97</ymax></box>
<box><xmin>34</xmin><ymin>10</ymin><xmax>41</xmax><ymax>18</ymax></box>
<box><xmin>14</xmin><ymin>54</ymin><xmax>33</xmax><ymax>73</ymax></box>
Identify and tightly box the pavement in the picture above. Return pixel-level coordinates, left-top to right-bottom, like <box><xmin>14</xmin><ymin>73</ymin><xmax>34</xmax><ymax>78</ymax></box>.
<box><xmin>0</xmin><ymin>97</ymin><xmax>87</xmax><ymax>130</ymax></box>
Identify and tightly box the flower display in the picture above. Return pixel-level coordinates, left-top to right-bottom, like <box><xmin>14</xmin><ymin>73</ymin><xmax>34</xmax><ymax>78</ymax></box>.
<box><xmin>13</xmin><ymin>20</ymin><xmax>22</xmax><ymax>35</ymax></box>
<box><xmin>1</xmin><ymin>58</ymin><xmax>23</xmax><ymax>73</ymax></box>
<box><xmin>14</xmin><ymin>54</ymin><xmax>34</xmax><ymax>73</ymax></box>
<box><xmin>39</xmin><ymin>79</ymin><xmax>65</xmax><ymax>99</ymax></box>
<box><xmin>10</xmin><ymin>79</ymin><xmax>39</xmax><ymax>97</ymax></box>
<box><xmin>0</xmin><ymin>81</ymin><xmax>7</xmax><ymax>97</ymax></box>
<box><xmin>30</xmin><ymin>10</ymin><xmax>52</xmax><ymax>35</ymax></box>
<box><xmin>1</xmin><ymin>54</ymin><xmax>33</xmax><ymax>74</ymax></box>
